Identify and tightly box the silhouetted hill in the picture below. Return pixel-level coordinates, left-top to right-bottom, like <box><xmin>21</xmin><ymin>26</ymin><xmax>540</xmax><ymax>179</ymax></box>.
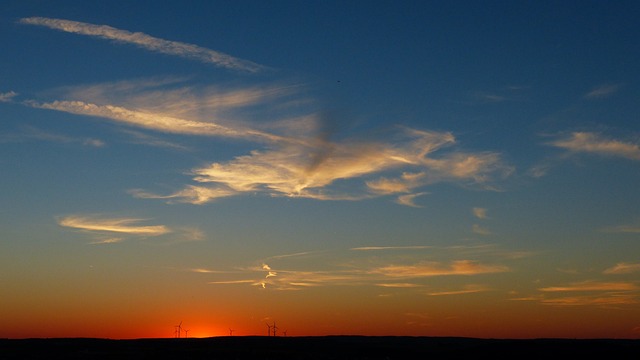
<box><xmin>1</xmin><ymin>336</ymin><xmax>639</xmax><ymax>359</ymax></box>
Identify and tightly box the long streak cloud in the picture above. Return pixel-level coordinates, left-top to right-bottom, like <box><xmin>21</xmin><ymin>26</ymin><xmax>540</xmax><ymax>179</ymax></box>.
<box><xmin>19</xmin><ymin>17</ymin><xmax>266</xmax><ymax>72</ymax></box>
<box><xmin>58</xmin><ymin>215</ymin><xmax>170</xmax><ymax>236</ymax></box>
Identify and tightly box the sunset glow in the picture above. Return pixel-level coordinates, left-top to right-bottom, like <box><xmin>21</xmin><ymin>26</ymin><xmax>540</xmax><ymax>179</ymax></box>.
<box><xmin>1</xmin><ymin>1</ymin><xmax>639</xmax><ymax>340</ymax></box>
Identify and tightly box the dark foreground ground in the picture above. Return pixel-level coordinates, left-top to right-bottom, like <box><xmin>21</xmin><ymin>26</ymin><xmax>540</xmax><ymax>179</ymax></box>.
<box><xmin>2</xmin><ymin>336</ymin><xmax>639</xmax><ymax>359</ymax></box>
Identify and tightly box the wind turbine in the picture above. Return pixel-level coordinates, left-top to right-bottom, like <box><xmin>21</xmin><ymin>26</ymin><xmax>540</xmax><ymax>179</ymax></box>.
<box><xmin>183</xmin><ymin>328</ymin><xmax>190</xmax><ymax>338</ymax></box>
<box><xmin>266</xmin><ymin>322</ymin><xmax>272</xmax><ymax>337</ymax></box>
<box><xmin>272</xmin><ymin>321</ymin><xmax>278</xmax><ymax>337</ymax></box>
<box><xmin>229</xmin><ymin>328</ymin><xmax>234</xmax><ymax>336</ymax></box>
<box><xmin>175</xmin><ymin>321</ymin><xmax>183</xmax><ymax>338</ymax></box>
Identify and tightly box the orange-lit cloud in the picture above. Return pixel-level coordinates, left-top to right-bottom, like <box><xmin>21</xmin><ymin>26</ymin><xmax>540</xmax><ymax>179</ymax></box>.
<box><xmin>395</xmin><ymin>192</ymin><xmax>428</xmax><ymax>208</ymax></box>
<box><xmin>426</xmin><ymin>284</ymin><xmax>490</xmax><ymax>296</ymax></box>
<box><xmin>376</xmin><ymin>283</ymin><xmax>422</xmax><ymax>288</ymax></box>
<box><xmin>473</xmin><ymin>207</ymin><xmax>488</xmax><ymax>219</ymax></box>
<box><xmin>204</xmin><ymin>244</ymin><xmax>521</xmax><ymax>291</ymax></box>
<box><xmin>540</xmin><ymin>294</ymin><xmax>639</xmax><ymax>306</ymax></box>
<box><xmin>375</xmin><ymin>260</ymin><xmax>508</xmax><ymax>278</ymax></box>
<box><xmin>26</xmin><ymin>100</ymin><xmax>286</xmax><ymax>143</ymax></box>
<box><xmin>603</xmin><ymin>263</ymin><xmax>640</xmax><ymax>275</ymax></box>
<box><xmin>0</xmin><ymin>91</ymin><xmax>18</xmax><ymax>102</ymax></box>
<box><xmin>58</xmin><ymin>215</ymin><xmax>170</xmax><ymax>236</ymax></box>
<box><xmin>539</xmin><ymin>281</ymin><xmax>638</xmax><ymax>292</ymax></box>
<box><xmin>19</xmin><ymin>17</ymin><xmax>265</xmax><ymax>72</ymax></box>
<box><xmin>550</xmin><ymin>132</ymin><xmax>640</xmax><ymax>160</ymax></box>
<box><xmin>351</xmin><ymin>246</ymin><xmax>433</xmax><ymax>251</ymax></box>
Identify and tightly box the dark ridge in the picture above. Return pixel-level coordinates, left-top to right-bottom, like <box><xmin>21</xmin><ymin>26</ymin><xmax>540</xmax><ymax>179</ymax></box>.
<box><xmin>1</xmin><ymin>336</ymin><xmax>639</xmax><ymax>359</ymax></box>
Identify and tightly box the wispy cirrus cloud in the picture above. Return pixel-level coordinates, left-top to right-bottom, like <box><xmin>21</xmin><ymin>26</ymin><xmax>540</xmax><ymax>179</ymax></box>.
<box><xmin>58</xmin><ymin>215</ymin><xmax>170</xmax><ymax>236</ymax></box>
<box><xmin>14</xmin><ymin>18</ymin><xmax>512</xmax><ymax>207</ymax></box>
<box><xmin>19</xmin><ymin>17</ymin><xmax>266</xmax><ymax>72</ymax></box>
<box><xmin>147</xmin><ymin>127</ymin><xmax>511</xmax><ymax>204</ymax></box>
<box><xmin>472</xmin><ymin>224</ymin><xmax>491</xmax><ymax>236</ymax></box>
<box><xmin>426</xmin><ymin>284</ymin><xmax>490</xmax><ymax>296</ymax></box>
<box><xmin>549</xmin><ymin>132</ymin><xmax>640</xmax><ymax>160</ymax></box>
<box><xmin>602</xmin><ymin>224</ymin><xmax>640</xmax><ymax>234</ymax></box>
<box><xmin>395</xmin><ymin>192</ymin><xmax>428</xmax><ymax>208</ymax></box>
<box><xmin>537</xmin><ymin>280</ymin><xmax>640</xmax><ymax>307</ymax></box>
<box><xmin>206</xmin><ymin>244</ymin><xmax>519</xmax><ymax>290</ymax></box>
<box><xmin>375</xmin><ymin>260</ymin><xmax>508</xmax><ymax>278</ymax></box>
<box><xmin>584</xmin><ymin>84</ymin><xmax>621</xmax><ymax>99</ymax></box>
<box><xmin>0</xmin><ymin>91</ymin><xmax>18</xmax><ymax>102</ymax></box>
<box><xmin>539</xmin><ymin>281</ymin><xmax>638</xmax><ymax>292</ymax></box>
<box><xmin>351</xmin><ymin>245</ymin><xmax>433</xmax><ymax>251</ymax></box>
<box><xmin>376</xmin><ymin>283</ymin><xmax>422</xmax><ymax>288</ymax></box>
<box><xmin>473</xmin><ymin>207</ymin><xmax>488</xmax><ymax>219</ymax></box>
<box><xmin>603</xmin><ymin>263</ymin><xmax>640</xmax><ymax>275</ymax></box>
<box><xmin>25</xmin><ymin>99</ymin><xmax>287</xmax><ymax>143</ymax></box>
<box><xmin>540</xmin><ymin>294</ymin><xmax>639</xmax><ymax>306</ymax></box>
<box><xmin>0</xmin><ymin>126</ymin><xmax>105</xmax><ymax>147</ymax></box>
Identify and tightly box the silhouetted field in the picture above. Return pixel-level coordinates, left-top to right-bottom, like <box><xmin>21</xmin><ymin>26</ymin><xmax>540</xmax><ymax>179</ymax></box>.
<box><xmin>2</xmin><ymin>336</ymin><xmax>639</xmax><ymax>359</ymax></box>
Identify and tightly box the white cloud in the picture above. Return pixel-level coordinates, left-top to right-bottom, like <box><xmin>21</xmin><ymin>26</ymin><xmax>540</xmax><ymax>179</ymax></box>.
<box><xmin>0</xmin><ymin>91</ymin><xmax>18</xmax><ymax>102</ymax></box>
<box><xmin>19</xmin><ymin>17</ymin><xmax>265</xmax><ymax>72</ymax></box>
<box><xmin>584</xmin><ymin>84</ymin><xmax>620</xmax><ymax>99</ymax></box>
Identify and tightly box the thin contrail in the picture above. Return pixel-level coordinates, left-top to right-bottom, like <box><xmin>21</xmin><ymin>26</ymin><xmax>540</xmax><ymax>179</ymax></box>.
<box><xmin>19</xmin><ymin>17</ymin><xmax>267</xmax><ymax>73</ymax></box>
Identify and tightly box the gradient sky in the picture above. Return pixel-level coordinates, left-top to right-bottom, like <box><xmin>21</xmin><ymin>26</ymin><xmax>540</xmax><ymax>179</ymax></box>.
<box><xmin>1</xmin><ymin>1</ymin><xmax>640</xmax><ymax>339</ymax></box>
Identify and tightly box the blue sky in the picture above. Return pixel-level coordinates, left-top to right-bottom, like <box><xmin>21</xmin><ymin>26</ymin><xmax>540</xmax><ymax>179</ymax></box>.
<box><xmin>1</xmin><ymin>1</ymin><xmax>640</xmax><ymax>338</ymax></box>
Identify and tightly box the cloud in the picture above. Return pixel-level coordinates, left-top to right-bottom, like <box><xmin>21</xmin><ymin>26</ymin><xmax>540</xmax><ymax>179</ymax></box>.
<box><xmin>58</xmin><ymin>215</ymin><xmax>170</xmax><ymax>236</ymax></box>
<box><xmin>26</xmin><ymin>99</ymin><xmax>286</xmax><ymax>143</ymax></box>
<box><xmin>375</xmin><ymin>260</ymin><xmax>508</xmax><ymax>278</ymax></box>
<box><xmin>584</xmin><ymin>84</ymin><xmax>620</xmax><ymax>99</ymax></box>
<box><xmin>129</xmin><ymin>186</ymin><xmax>238</xmax><ymax>205</ymax></box>
<box><xmin>19</xmin><ymin>17</ymin><xmax>265</xmax><ymax>72</ymax></box>
<box><xmin>602</xmin><ymin>224</ymin><xmax>640</xmax><ymax>234</ymax></box>
<box><xmin>89</xmin><ymin>237</ymin><xmax>125</xmax><ymax>245</ymax></box>
<box><xmin>1</xmin><ymin>126</ymin><xmax>105</xmax><ymax>147</ymax></box>
<box><xmin>204</xmin><ymin>244</ymin><xmax>520</xmax><ymax>290</ymax></box>
<box><xmin>351</xmin><ymin>246</ymin><xmax>432</xmax><ymax>251</ymax></box>
<box><xmin>120</xmin><ymin>129</ymin><xmax>190</xmax><ymax>151</ymax></box>
<box><xmin>427</xmin><ymin>284</ymin><xmax>490</xmax><ymax>296</ymax></box>
<box><xmin>472</xmin><ymin>224</ymin><xmax>491</xmax><ymax>236</ymax></box>
<box><xmin>149</xmin><ymin>127</ymin><xmax>511</xmax><ymax>204</ymax></box>
<box><xmin>0</xmin><ymin>91</ymin><xmax>18</xmax><ymax>102</ymax></box>
<box><xmin>539</xmin><ymin>281</ymin><xmax>638</xmax><ymax>292</ymax></box>
<box><xmin>603</xmin><ymin>263</ymin><xmax>640</xmax><ymax>275</ymax></box>
<box><xmin>472</xmin><ymin>207</ymin><xmax>488</xmax><ymax>219</ymax></box>
<box><xmin>395</xmin><ymin>192</ymin><xmax>428</xmax><ymax>207</ymax></box>
<box><xmin>15</xmin><ymin>19</ymin><xmax>512</xmax><ymax>207</ymax></box>
<box><xmin>549</xmin><ymin>132</ymin><xmax>640</xmax><ymax>160</ymax></box>
<box><xmin>376</xmin><ymin>283</ymin><xmax>422</xmax><ymax>288</ymax></box>
<box><xmin>537</xmin><ymin>280</ymin><xmax>640</xmax><ymax>307</ymax></box>
<box><xmin>540</xmin><ymin>294</ymin><xmax>639</xmax><ymax>306</ymax></box>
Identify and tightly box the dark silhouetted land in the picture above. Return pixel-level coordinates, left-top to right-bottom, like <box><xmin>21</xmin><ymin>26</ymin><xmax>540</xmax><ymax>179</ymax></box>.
<box><xmin>1</xmin><ymin>336</ymin><xmax>639</xmax><ymax>359</ymax></box>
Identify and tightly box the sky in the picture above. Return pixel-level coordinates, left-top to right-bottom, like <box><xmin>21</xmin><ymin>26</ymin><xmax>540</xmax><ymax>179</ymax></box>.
<box><xmin>1</xmin><ymin>0</ymin><xmax>639</xmax><ymax>339</ymax></box>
